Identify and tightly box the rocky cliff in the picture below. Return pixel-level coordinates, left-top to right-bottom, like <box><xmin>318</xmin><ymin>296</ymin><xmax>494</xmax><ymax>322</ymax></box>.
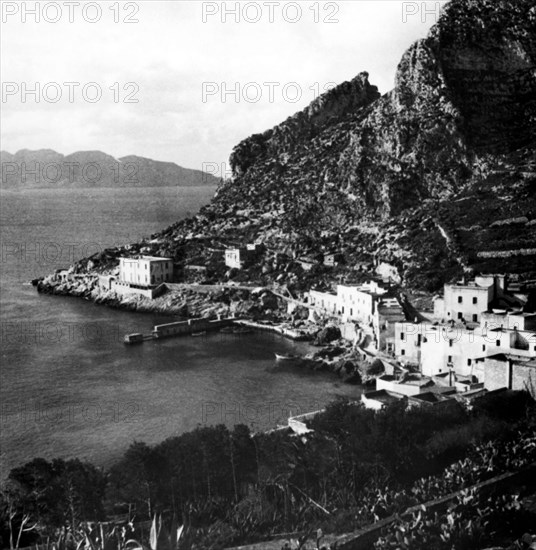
<box><xmin>39</xmin><ymin>0</ymin><xmax>536</xmax><ymax>292</ymax></box>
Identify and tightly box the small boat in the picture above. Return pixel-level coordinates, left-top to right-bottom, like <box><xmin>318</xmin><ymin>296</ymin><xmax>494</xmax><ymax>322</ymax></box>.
<box><xmin>275</xmin><ymin>353</ymin><xmax>301</xmax><ymax>362</ymax></box>
<box><xmin>192</xmin><ymin>331</ymin><xmax>207</xmax><ymax>337</ymax></box>
<box><xmin>124</xmin><ymin>333</ymin><xmax>144</xmax><ymax>345</ymax></box>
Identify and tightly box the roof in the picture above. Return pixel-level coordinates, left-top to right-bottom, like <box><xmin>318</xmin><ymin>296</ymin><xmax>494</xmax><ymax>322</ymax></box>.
<box><xmin>454</xmin><ymin>388</ymin><xmax>489</xmax><ymax>400</ymax></box>
<box><xmin>121</xmin><ymin>255</ymin><xmax>172</xmax><ymax>262</ymax></box>
<box><xmin>475</xmin><ymin>353</ymin><xmax>536</xmax><ymax>364</ymax></box>
<box><xmin>362</xmin><ymin>390</ymin><xmax>406</xmax><ymax>404</ymax></box>
<box><xmin>409</xmin><ymin>392</ymin><xmax>455</xmax><ymax>404</ymax></box>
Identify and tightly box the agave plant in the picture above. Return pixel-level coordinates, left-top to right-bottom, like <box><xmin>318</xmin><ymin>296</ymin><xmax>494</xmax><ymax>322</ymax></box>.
<box><xmin>126</xmin><ymin>516</ymin><xmax>184</xmax><ymax>550</ymax></box>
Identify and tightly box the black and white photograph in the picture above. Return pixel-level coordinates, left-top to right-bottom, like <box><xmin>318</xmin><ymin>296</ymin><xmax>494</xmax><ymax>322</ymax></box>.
<box><xmin>1</xmin><ymin>0</ymin><xmax>536</xmax><ymax>548</ymax></box>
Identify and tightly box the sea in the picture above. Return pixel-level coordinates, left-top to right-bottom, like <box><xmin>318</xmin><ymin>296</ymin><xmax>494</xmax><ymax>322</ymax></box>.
<box><xmin>0</xmin><ymin>186</ymin><xmax>360</xmax><ymax>476</ymax></box>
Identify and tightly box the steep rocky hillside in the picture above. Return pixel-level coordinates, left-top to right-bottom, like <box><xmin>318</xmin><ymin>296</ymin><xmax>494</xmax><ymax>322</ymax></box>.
<box><xmin>0</xmin><ymin>149</ymin><xmax>219</xmax><ymax>188</ymax></box>
<box><xmin>48</xmin><ymin>0</ymin><xmax>536</xmax><ymax>292</ymax></box>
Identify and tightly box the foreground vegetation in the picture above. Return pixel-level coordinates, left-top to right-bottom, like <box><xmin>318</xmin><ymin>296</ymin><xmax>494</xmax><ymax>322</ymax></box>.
<box><xmin>1</xmin><ymin>392</ymin><xmax>535</xmax><ymax>549</ymax></box>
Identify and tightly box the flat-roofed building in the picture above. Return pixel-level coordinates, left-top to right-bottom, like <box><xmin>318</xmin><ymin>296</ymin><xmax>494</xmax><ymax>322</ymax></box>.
<box><xmin>224</xmin><ymin>244</ymin><xmax>261</xmax><ymax>269</ymax></box>
<box><xmin>475</xmin><ymin>353</ymin><xmax>536</xmax><ymax>397</ymax></box>
<box><xmin>395</xmin><ymin>320</ymin><xmax>536</xmax><ymax>380</ymax></box>
<box><xmin>119</xmin><ymin>256</ymin><xmax>173</xmax><ymax>287</ymax></box>
<box><xmin>481</xmin><ymin>310</ymin><xmax>536</xmax><ymax>332</ymax></box>
<box><xmin>308</xmin><ymin>280</ymin><xmax>404</xmax><ymax>350</ymax></box>
<box><xmin>376</xmin><ymin>374</ymin><xmax>435</xmax><ymax>396</ymax></box>
<box><xmin>361</xmin><ymin>390</ymin><xmax>406</xmax><ymax>410</ymax></box>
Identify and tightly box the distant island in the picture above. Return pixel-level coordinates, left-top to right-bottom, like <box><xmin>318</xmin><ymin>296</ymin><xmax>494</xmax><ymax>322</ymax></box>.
<box><xmin>0</xmin><ymin>149</ymin><xmax>221</xmax><ymax>189</ymax></box>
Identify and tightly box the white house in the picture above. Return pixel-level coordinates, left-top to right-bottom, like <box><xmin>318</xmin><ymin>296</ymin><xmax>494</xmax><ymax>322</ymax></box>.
<box><xmin>395</xmin><ymin>320</ymin><xmax>536</xmax><ymax>380</ymax></box>
<box><xmin>308</xmin><ymin>281</ymin><xmax>404</xmax><ymax>350</ymax></box>
<box><xmin>224</xmin><ymin>244</ymin><xmax>261</xmax><ymax>270</ymax></box>
<box><xmin>119</xmin><ymin>256</ymin><xmax>173</xmax><ymax>287</ymax></box>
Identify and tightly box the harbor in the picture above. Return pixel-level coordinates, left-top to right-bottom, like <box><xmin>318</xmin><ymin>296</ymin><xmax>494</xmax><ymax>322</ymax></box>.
<box><xmin>123</xmin><ymin>316</ymin><xmax>315</xmax><ymax>344</ymax></box>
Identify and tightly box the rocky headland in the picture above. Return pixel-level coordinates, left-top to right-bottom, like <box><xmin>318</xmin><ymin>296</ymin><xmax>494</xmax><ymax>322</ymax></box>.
<box><xmin>36</xmin><ymin>0</ymin><xmax>536</xmax><ymax>318</ymax></box>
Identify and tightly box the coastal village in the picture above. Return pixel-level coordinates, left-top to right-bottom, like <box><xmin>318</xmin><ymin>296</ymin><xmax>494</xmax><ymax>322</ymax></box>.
<box><xmin>4</xmin><ymin>0</ymin><xmax>536</xmax><ymax>548</ymax></box>
<box><xmin>46</xmin><ymin>244</ymin><xmax>536</xmax><ymax>426</ymax></box>
<box><xmin>36</xmin><ymin>247</ymin><xmax>536</xmax><ymax>549</ymax></box>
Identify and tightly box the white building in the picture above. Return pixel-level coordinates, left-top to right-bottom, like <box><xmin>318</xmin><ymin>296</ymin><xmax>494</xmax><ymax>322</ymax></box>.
<box><xmin>224</xmin><ymin>244</ymin><xmax>260</xmax><ymax>270</ymax></box>
<box><xmin>308</xmin><ymin>281</ymin><xmax>388</xmax><ymax>324</ymax></box>
<box><xmin>308</xmin><ymin>289</ymin><xmax>338</xmax><ymax>316</ymax></box>
<box><xmin>119</xmin><ymin>256</ymin><xmax>173</xmax><ymax>287</ymax></box>
<box><xmin>481</xmin><ymin>310</ymin><xmax>536</xmax><ymax>332</ymax></box>
<box><xmin>394</xmin><ymin>320</ymin><xmax>536</xmax><ymax>379</ymax></box>
<box><xmin>433</xmin><ymin>276</ymin><xmax>505</xmax><ymax>323</ymax></box>
<box><xmin>308</xmin><ymin>281</ymin><xmax>404</xmax><ymax>350</ymax></box>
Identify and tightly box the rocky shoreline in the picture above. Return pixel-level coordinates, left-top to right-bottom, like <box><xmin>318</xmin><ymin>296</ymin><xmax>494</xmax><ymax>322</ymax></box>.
<box><xmin>34</xmin><ymin>275</ymin><xmax>376</xmax><ymax>386</ymax></box>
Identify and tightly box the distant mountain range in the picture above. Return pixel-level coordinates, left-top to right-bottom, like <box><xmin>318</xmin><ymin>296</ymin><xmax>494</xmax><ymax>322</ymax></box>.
<box><xmin>0</xmin><ymin>149</ymin><xmax>220</xmax><ymax>188</ymax></box>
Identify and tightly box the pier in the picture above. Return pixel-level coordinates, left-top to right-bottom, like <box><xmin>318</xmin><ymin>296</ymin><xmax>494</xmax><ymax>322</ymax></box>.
<box><xmin>124</xmin><ymin>317</ymin><xmax>237</xmax><ymax>344</ymax></box>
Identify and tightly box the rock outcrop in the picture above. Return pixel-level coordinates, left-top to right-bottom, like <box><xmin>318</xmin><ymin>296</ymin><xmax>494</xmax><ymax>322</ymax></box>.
<box><xmin>37</xmin><ymin>0</ymin><xmax>536</xmax><ymax>292</ymax></box>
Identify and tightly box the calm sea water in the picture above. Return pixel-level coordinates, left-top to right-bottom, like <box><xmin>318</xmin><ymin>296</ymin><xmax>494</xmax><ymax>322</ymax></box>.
<box><xmin>0</xmin><ymin>187</ymin><xmax>359</xmax><ymax>476</ymax></box>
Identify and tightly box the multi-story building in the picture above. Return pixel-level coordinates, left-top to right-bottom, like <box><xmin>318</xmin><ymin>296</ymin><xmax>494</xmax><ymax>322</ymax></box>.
<box><xmin>433</xmin><ymin>276</ymin><xmax>505</xmax><ymax>323</ymax></box>
<box><xmin>394</xmin><ymin>321</ymin><xmax>536</xmax><ymax>379</ymax></box>
<box><xmin>119</xmin><ymin>256</ymin><xmax>173</xmax><ymax>287</ymax></box>
<box><xmin>308</xmin><ymin>281</ymin><xmax>404</xmax><ymax>350</ymax></box>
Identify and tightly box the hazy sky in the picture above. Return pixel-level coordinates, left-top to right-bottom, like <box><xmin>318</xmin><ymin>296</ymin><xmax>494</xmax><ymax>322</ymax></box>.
<box><xmin>1</xmin><ymin>1</ymin><xmax>446</xmax><ymax>175</ymax></box>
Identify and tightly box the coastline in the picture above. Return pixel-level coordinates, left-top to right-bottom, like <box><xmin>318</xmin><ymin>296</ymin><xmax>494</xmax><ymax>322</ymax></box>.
<box><xmin>33</xmin><ymin>275</ymin><xmax>371</xmax><ymax>386</ymax></box>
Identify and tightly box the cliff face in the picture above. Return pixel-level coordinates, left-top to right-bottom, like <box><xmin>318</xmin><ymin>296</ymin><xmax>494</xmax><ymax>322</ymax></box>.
<box><xmin>225</xmin><ymin>0</ymin><xmax>535</xmax><ymax>218</ymax></box>
<box><xmin>202</xmin><ymin>0</ymin><xmax>535</xmax><ymax>288</ymax></box>
<box><xmin>46</xmin><ymin>0</ymin><xmax>536</xmax><ymax>292</ymax></box>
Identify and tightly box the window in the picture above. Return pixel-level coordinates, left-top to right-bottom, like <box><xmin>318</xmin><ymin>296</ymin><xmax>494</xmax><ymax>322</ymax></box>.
<box><xmin>472</xmin><ymin>297</ymin><xmax>477</xmax><ymax>304</ymax></box>
<box><xmin>472</xmin><ymin>314</ymin><xmax>478</xmax><ymax>322</ymax></box>
<box><xmin>467</xmin><ymin>359</ymin><xmax>472</xmax><ymax>366</ymax></box>
<box><xmin>401</xmin><ymin>349</ymin><xmax>405</xmax><ymax>356</ymax></box>
<box><xmin>449</xmin><ymin>339</ymin><xmax>453</xmax><ymax>347</ymax></box>
<box><xmin>458</xmin><ymin>312</ymin><xmax>463</xmax><ymax>319</ymax></box>
<box><xmin>400</xmin><ymin>333</ymin><xmax>405</xmax><ymax>341</ymax></box>
<box><xmin>496</xmin><ymin>340</ymin><xmax>501</xmax><ymax>346</ymax></box>
<box><xmin>448</xmin><ymin>355</ymin><xmax>452</xmax><ymax>363</ymax></box>
<box><xmin>482</xmin><ymin>345</ymin><xmax>486</xmax><ymax>351</ymax></box>
<box><xmin>458</xmin><ymin>296</ymin><xmax>463</xmax><ymax>304</ymax></box>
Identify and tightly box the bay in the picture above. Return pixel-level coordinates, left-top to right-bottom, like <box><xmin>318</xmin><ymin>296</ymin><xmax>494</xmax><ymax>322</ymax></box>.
<box><xmin>0</xmin><ymin>187</ymin><xmax>360</xmax><ymax>476</ymax></box>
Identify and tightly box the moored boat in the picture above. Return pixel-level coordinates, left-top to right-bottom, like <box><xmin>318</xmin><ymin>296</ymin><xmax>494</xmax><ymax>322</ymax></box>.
<box><xmin>124</xmin><ymin>333</ymin><xmax>144</xmax><ymax>344</ymax></box>
<box><xmin>275</xmin><ymin>353</ymin><xmax>301</xmax><ymax>362</ymax></box>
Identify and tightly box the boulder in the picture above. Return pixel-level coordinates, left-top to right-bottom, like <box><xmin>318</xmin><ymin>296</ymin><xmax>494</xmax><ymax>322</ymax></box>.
<box><xmin>314</xmin><ymin>325</ymin><xmax>341</xmax><ymax>345</ymax></box>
